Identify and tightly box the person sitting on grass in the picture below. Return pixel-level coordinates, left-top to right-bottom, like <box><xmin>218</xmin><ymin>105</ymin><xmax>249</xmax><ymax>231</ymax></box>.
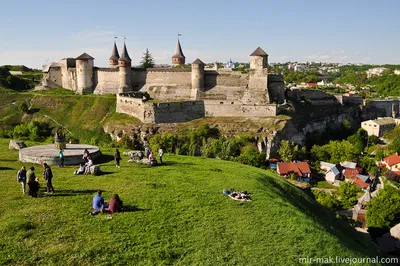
<box><xmin>89</xmin><ymin>190</ymin><xmax>107</xmax><ymax>215</ymax></box>
<box><xmin>74</xmin><ymin>164</ymin><xmax>85</xmax><ymax>175</ymax></box>
<box><xmin>106</xmin><ymin>194</ymin><xmax>123</xmax><ymax>214</ymax></box>
<box><xmin>84</xmin><ymin>157</ymin><xmax>94</xmax><ymax>174</ymax></box>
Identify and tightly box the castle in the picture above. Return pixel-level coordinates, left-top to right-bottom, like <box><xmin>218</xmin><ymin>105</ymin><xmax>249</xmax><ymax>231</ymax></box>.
<box><xmin>42</xmin><ymin>40</ymin><xmax>285</xmax><ymax>123</ymax></box>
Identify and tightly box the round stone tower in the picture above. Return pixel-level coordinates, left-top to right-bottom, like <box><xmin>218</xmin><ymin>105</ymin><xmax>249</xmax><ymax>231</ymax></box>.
<box><xmin>191</xmin><ymin>58</ymin><xmax>204</xmax><ymax>99</ymax></box>
<box><xmin>109</xmin><ymin>41</ymin><xmax>120</xmax><ymax>68</ymax></box>
<box><xmin>250</xmin><ymin>47</ymin><xmax>268</xmax><ymax>71</ymax></box>
<box><xmin>76</xmin><ymin>53</ymin><xmax>94</xmax><ymax>94</ymax></box>
<box><xmin>172</xmin><ymin>39</ymin><xmax>185</xmax><ymax>66</ymax></box>
<box><xmin>118</xmin><ymin>42</ymin><xmax>132</xmax><ymax>93</ymax></box>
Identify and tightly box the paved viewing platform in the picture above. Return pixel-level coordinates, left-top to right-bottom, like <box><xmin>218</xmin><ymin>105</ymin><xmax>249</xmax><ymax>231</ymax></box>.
<box><xmin>19</xmin><ymin>144</ymin><xmax>101</xmax><ymax>165</ymax></box>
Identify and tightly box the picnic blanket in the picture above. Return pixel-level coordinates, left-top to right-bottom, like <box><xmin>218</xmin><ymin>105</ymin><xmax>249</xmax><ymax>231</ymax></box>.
<box><xmin>223</xmin><ymin>189</ymin><xmax>251</xmax><ymax>202</ymax></box>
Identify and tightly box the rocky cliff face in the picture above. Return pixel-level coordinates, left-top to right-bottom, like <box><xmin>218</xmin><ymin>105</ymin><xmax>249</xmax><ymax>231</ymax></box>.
<box><xmin>104</xmin><ymin>89</ymin><xmax>397</xmax><ymax>159</ymax></box>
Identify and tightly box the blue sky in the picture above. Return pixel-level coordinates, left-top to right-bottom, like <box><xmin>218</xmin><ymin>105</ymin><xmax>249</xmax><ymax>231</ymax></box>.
<box><xmin>0</xmin><ymin>0</ymin><xmax>399</xmax><ymax>68</ymax></box>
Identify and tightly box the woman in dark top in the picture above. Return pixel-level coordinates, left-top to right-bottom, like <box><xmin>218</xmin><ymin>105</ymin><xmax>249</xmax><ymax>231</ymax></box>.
<box><xmin>108</xmin><ymin>194</ymin><xmax>123</xmax><ymax>213</ymax></box>
<box><xmin>114</xmin><ymin>148</ymin><xmax>121</xmax><ymax>168</ymax></box>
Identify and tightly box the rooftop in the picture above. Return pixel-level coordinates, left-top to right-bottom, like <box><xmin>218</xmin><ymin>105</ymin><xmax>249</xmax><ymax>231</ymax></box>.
<box><xmin>383</xmin><ymin>153</ymin><xmax>400</xmax><ymax>167</ymax></box>
<box><xmin>76</xmin><ymin>53</ymin><xmax>94</xmax><ymax>60</ymax></box>
<box><xmin>250</xmin><ymin>47</ymin><xmax>268</xmax><ymax>56</ymax></box>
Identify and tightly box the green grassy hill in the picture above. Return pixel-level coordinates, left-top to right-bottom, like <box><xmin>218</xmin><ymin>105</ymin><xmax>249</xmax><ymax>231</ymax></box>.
<box><xmin>0</xmin><ymin>139</ymin><xmax>380</xmax><ymax>265</ymax></box>
<box><xmin>0</xmin><ymin>65</ymin><xmax>41</xmax><ymax>92</ymax></box>
<box><xmin>0</xmin><ymin>90</ymin><xmax>139</xmax><ymax>143</ymax></box>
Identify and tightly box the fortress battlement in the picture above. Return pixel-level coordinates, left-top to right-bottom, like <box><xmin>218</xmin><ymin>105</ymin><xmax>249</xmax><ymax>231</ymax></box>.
<box><xmin>42</xmin><ymin>42</ymin><xmax>285</xmax><ymax>123</ymax></box>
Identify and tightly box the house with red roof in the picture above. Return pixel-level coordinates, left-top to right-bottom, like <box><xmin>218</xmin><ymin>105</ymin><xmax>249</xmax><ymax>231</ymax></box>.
<box><xmin>277</xmin><ymin>161</ymin><xmax>311</xmax><ymax>182</ymax></box>
<box><xmin>307</xmin><ymin>83</ymin><xmax>317</xmax><ymax>88</ymax></box>
<box><xmin>381</xmin><ymin>153</ymin><xmax>400</xmax><ymax>172</ymax></box>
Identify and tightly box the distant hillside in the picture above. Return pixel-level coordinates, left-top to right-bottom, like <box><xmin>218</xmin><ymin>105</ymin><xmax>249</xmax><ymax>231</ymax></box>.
<box><xmin>0</xmin><ymin>91</ymin><xmax>122</xmax><ymax>143</ymax></box>
<box><xmin>0</xmin><ymin>65</ymin><xmax>42</xmax><ymax>92</ymax></box>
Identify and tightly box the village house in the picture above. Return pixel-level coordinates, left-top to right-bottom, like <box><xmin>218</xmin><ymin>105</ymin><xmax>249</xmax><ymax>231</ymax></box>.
<box><xmin>321</xmin><ymin>161</ymin><xmax>371</xmax><ymax>189</ymax></box>
<box><xmin>320</xmin><ymin>161</ymin><xmax>342</xmax><ymax>185</ymax></box>
<box><xmin>277</xmin><ymin>161</ymin><xmax>311</xmax><ymax>182</ymax></box>
<box><xmin>381</xmin><ymin>153</ymin><xmax>400</xmax><ymax>173</ymax></box>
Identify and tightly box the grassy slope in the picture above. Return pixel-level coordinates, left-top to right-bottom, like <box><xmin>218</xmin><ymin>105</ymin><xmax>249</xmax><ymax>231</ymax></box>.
<box><xmin>0</xmin><ymin>139</ymin><xmax>379</xmax><ymax>265</ymax></box>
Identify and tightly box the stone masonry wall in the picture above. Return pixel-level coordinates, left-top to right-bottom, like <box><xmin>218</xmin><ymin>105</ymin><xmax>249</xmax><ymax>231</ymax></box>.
<box><xmin>116</xmin><ymin>94</ymin><xmax>206</xmax><ymax>123</ymax></box>
<box><xmin>204</xmin><ymin>71</ymin><xmax>249</xmax><ymax>89</ymax></box>
<box><xmin>94</xmin><ymin>69</ymin><xmax>119</xmax><ymax>94</ymax></box>
<box><xmin>204</xmin><ymin>100</ymin><xmax>276</xmax><ymax>117</ymax></box>
<box><xmin>116</xmin><ymin>95</ymin><xmax>154</xmax><ymax>123</ymax></box>
<box><xmin>152</xmin><ymin>101</ymin><xmax>205</xmax><ymax>123</ymax></box>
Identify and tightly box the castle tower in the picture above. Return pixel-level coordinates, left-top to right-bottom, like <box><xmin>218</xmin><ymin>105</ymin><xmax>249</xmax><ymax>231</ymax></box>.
<box><xmin>191</xmin><ymin>58</ymin><xmax>204</xmax><ymax>99</ymax></box>
<box><xmin>247</xmin><ymin>47</ymin><xmax>270</xmax><ymax>104</ymax></box>
<box><xmin>118</xmin><ymin>42</ymin><xmax>132</xmax><ymax>93</ymax></box>
<box><xmin>76</xmin><ymin>53</ymin><xmax>94</xmax><ymax>94</ymax></box>
<box><xmin>172</xmin><ymin>39</ymin><xmax>185</xmax><ymax>66</ymax></box>
<box><xmin>250</xmin><ymin>47</ymin><xmax>268</xmax><ymax>71</ymax></box>
<box><xmin>109</xmin><ymin>41</ymin><xmax>120</xmax><ymax>68</ymax></box>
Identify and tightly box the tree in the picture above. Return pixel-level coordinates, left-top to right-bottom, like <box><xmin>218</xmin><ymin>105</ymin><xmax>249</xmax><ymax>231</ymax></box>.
<box><xmin>339</xmin><ymin>181</ymin><xmax>361</xmax><ymax>208</ymax></box>
<box><xmin>140</xmin><ymin>49</ymin><xmax>155</xmax><ymax>68</ymax></box>
<box><xmin>389</xmin><ymin>136</ymin><xmax>400</xmax><ymax>154</ymax></box>
<box><xmin>277</xmin><ymin>140</ymin><xmax>298</xmax><ymax>161</ymax></box>
<box><xmin>18</xmin><ymin>102</ymin><xmax>28</xmax><ymax>113</ymax></box>
<box><xmin>366</xmin><ymin>186</ymin><xmax>400</xmax><ymax>229</ymax></box>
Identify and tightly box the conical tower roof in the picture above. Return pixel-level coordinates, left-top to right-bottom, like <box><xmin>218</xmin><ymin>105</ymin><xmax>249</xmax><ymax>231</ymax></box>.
<box><xmin>250</xmin><ymin>47</ymin><xmax>268</xmax><ymax>56</ymax></box>
<box><xmin>109</xmin><ymin>41</ymin><xmax>120</xmax><ymax>61</ymax></box>
<box><xmin>192</xmin><ymin>58</ymin><xmax>204</xmax><ymax>65</ymax></box>
<box><xmin>119</xmin><ymin>42</ymin><xmax>132</xmax><ymax>62</ymax></box>
<box><xmin>76</xmin><ymin>53</ymin><xmax>94</xmax><ymax>60</ymax></box>
<box><xmin>172</xmin><ymin>39</ymin><xmax>185</xmax><ymax>59</ymax></box>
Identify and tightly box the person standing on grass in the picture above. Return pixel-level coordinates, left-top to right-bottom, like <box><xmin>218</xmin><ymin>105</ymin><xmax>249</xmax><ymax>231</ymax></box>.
<box><xmin>59</xmin><ymin>149</ymin><xmax>64</xmax><ymax>168</ymax></box>
<box><xmin>43</xmin><ymin>163</ymin><xmax>55</xmax><ymax>194</ymax></box>
<box><xmin>27</xmin><ymin>166</ymin><xmax>38</xmax><ymax>197</ymax></box>
<box><xmin>114</xmin><ymin>148</ymin><xmax>121</xmax><ymax>168</ymax></box>
<box><xmin>82</xmin><ymin>148</ymin><xmax>90</xmax><ymax>162</ymax></box>
<box><xmin>16</xmin><ymin>166</ymin><xmax>27</xmax><ymax>194</ymax></box>
<box><xmin>158</xmin><ymin>148</ymin><xmax>164</xmax><ymax>165</ymax></box>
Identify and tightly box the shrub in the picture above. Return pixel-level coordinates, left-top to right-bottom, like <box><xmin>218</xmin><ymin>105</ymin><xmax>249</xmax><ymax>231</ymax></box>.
<box><xmin>18</xmin><ymin>102</ymin><xmax>28</xmax><ymax>113</ymax></box>
<box><xmin>313</xmin><ymin>190</ymin><xmax>341</xmax><ymax>210</ymax></box>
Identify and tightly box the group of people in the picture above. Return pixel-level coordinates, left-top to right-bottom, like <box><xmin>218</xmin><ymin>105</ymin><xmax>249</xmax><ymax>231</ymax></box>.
<box><xmin>124</xmin><ymin>147</ymin><xmax>164</xmax><ymax>166</ymax></box>
<box><xmin>74</xmin><ymin>149</ymin><xmax>94</xmax><ymax>175</ymax></box>
<box><xmin>17</xmin><ymin>163</ymin><xmax>55</xmax><ymax>197</ymax></box>
<box><xmin>89</xmin><ymin>190</ymin><xmax>123</xmax><ymax>215</ymax></box>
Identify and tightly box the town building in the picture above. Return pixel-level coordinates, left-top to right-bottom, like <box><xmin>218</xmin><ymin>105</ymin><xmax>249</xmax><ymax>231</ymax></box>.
<box><xmin>361</xmin><ymin>117</ymin><xmax>400</xmax><ymax>137</ymax></box>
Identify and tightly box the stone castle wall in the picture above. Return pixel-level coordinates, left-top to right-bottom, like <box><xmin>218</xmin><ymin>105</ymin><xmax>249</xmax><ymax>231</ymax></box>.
<box><xmin>94</xmin><ymin>68</ymin><xmax>119</xmax><ymax>94</ymax></box>
<box><xmin>335</xmin><ymin>95</ymin><xmax>364</xmax><ymax>105</ymax></box>
<box><xmin>145</xmin><ymin>69</ymin><xmax>192</xmax><ymax>100</ymax></box>
<box><xmin>116</xmin><ymin>94</ymin><xmax>205</xmax><ymax>123</ymax></box>
<box><xmin>204</xmin><ymin>71</ymin><xmax>249</xmax><ymax>89</ymax></box>
<box><xmin>204</xmin><ymin>100</ymin><xmax>276</xmax><ymax>117</ymax></box>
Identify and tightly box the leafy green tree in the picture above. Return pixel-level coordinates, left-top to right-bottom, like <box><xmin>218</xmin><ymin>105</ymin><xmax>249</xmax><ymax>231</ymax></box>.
<box><xmin>236</xmin><ymin>144</ymin><xmax>265</xmax><ymax>167</ymax></box>
<box><xmin>278</xmin><ymin>140</ymin><xmax>298</xmax><ymax>161</ymax></box>
<box><xmin>140</xmin><ymin>49</ymin><xmax>155</xmax><ymax>68</ymax></box>
<box><xmin>328</xmin><ymin>140</ymin><xmax>356</xmax><ymax>162</ymax></box>
<box><xmin>389</xmin><ymin>136</ymin><xmax>400</xmax><ymax>154</ymax></box>
<box><xmin>339</xmin><ymin>182</ymin><xmax>361</xmax><ymax>208</ymax></box>
<box><xmin>313</xmin><ymin>190</ymin><xmax>341</xmax><ymax>210</ymax></box>
<box><xmin>18</xmin><ymin>102</ymin><xmax>28</xmax><ymax>113</ymax></box>
<box><xmin>366</xmin><ymin>186</ymin><xmax>400</xmax><ymax>229</ymax></box>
